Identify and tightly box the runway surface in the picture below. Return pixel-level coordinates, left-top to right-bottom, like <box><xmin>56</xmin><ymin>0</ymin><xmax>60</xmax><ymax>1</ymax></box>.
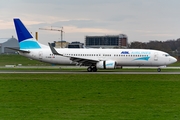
<box><xmin>0</xmin><ymin>71</ymin><xmax>180</xmax><ymax>74</ymax></box>
<box><xmin>1</xmin><ymin>66</ymin><xmax>180</xmax><ymax>74</ymax></box>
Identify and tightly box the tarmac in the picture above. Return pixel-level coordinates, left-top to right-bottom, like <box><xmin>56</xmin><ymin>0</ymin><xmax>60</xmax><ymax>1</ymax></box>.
<box><xmin>1</xmin><ymin>66</ymin><xmax>180</xmax><ymax>74</ymax></box>
<box><xmin>0</xmin><ymin>71</ymin><xmax>180</xmax><ymax>74</ymax></box>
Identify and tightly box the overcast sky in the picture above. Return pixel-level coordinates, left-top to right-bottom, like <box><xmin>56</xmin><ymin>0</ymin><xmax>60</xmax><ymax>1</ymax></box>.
<box><xmin>1</xmin><ymin>0</ymin><xmax>180</xmax><ymax>45</ymax></box>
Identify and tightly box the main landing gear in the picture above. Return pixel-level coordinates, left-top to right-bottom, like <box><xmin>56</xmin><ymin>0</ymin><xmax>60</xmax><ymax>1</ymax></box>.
<box><xmin>87</xmin><ymin>66</ymin><xmax>97</xmax><ymax>72</ymax></box>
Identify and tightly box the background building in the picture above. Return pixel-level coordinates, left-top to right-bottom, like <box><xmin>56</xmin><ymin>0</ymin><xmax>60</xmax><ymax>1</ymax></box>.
<box><xmin>85</xmin><ymin>34</ymin><xmax>128</xmax><ymax>48</ymax></box>
<box><xmin>67</xmin><ymin>41</ymin><xmax>84</xmax><ymax>48</ymax></box>
<box><xmin>0</xmin><ymin>37</ymin><xmax>19</xmax><ymax>54</ymax></box>
<box><xmin>53</xmin><ymin>41</ymin><xmax>69</xmax><ymax>48</ymax></box>
<box><xmin>52</xmin><ymin>41</ymin><xmax>84</xmax><ymax>48</ymax></box>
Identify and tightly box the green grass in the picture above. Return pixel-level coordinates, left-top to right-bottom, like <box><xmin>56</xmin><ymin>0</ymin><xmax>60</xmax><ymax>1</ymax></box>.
<box><xmin>0</xmin><ymin>54</ymin><xmax>51</xmax><ymax>66</ymax></box>
<box><xmin>0</xmin><ymin>74</ymin><xmax>180</xmax><ymax>119</ymax></box>
<box><xmin>168</xmin><ymin>61</ymin><xmax>180</xmax><ymax>66</ymax></box>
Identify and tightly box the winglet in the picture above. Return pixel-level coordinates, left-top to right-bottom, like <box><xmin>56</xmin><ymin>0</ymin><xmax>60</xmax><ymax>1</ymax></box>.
<box><xmin>48</xmin><ymin>43</ymin><xmax>63</xmax><ymax>56</ymax></box>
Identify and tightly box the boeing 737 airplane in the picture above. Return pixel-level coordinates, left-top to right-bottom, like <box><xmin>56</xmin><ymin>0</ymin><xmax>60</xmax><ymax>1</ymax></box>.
<box><xmin>10</xmin><ymin>18</ymin><xmax>177</xmax><ymax>72</ymax></box>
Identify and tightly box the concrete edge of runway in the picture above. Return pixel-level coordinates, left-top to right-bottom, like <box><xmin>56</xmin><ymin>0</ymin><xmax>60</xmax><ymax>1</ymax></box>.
<box><xmin>0</xmin><ymin>71</ymin><xmax>179</xmax><ymax>74</ymax></box>
<box><xmin>1</xmin><ymin>66</ymin><xmax>180</xmax><ymax>74</ymax></box>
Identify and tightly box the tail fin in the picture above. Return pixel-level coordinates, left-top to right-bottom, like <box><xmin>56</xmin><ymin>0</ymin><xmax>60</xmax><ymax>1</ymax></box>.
<box><xmin>13</xmin><ymin>18</ymin><xmax>42</xmax><ymax>49</ymax></box>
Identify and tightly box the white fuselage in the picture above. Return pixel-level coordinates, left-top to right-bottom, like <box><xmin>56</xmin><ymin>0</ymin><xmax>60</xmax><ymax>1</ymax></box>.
<box><xmin>19</xmin><ymin>48</ymin><xmax>177</xmax><ymax>67</ymax></box>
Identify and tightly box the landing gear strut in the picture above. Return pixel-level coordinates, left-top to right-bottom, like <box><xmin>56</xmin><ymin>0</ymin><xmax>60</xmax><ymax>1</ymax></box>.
<box><xmin>87</xmin><ymin>66</ymin><xmax>97</xmax><ymax>72</ymax></box>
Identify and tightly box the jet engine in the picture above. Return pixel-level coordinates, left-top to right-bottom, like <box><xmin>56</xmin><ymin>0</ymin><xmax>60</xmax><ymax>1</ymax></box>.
<box><xmin>96</xmin><ymin>60</ymin><xmax>116</xmax><ymax>69</ymax></box>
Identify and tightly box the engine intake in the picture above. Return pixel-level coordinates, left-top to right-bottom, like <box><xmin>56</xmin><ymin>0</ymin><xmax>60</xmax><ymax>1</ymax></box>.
<box><xmin>96</xmin><ymin>60</ymin><xmax>116</xmax><ymax>69</ymax></box>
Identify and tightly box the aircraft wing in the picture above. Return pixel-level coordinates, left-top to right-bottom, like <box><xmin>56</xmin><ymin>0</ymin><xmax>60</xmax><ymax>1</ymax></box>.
<box><xmin>69</xmin><ymin>56</ymin><xmax>99</xmax><ymax>66</ymax></box>
<box><xmin>6</xmin><ymin>47</ymin><xmax>30</xmax><ymax>53</ymax></box>
<box><xmin>48</xmin><ymin>43</ymin><xmax>99</xmax><ymax>65</ymax></box>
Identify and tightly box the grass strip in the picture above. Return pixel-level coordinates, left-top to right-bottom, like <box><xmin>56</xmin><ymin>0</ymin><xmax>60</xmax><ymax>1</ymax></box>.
<box><xmin>0</xmin><ymin>74</ymin><xmax>180</xmax><ymax>120</ymax></box>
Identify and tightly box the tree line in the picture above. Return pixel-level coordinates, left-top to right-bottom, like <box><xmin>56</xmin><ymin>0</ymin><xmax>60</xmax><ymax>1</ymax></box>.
<box><xmin>129</xmin><ymin>38</ymin><xmax>180</xmax><ymax>56</ymax></box>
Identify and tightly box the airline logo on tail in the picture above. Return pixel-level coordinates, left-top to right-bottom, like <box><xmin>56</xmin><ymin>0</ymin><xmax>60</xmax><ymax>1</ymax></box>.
<box><xmin>14</xmin><ymin>18</ymin><xmax>41</xmax><ymax>49</ymax></box>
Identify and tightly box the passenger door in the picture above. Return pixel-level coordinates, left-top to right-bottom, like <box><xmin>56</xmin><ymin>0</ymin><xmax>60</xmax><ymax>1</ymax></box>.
<box><xmin>39</xmin><ymin>51</ymin><xmax>43</xmax><ymax>59</ymax></box>
<box><xmin>154</xmin><ymin>52</ymin><xmax>158</xmax><ymax>61</ymax></box>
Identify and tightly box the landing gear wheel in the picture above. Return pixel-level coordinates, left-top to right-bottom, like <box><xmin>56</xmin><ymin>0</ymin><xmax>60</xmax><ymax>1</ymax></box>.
<box><xmin>87</xmin><ymin>66</ymin><xmax>92</xmax><ymax>72</ymax></box>
<box><xmin>87</xmin><ymin>66</ymin><xmax>97</xmax><ymax>72</ymax></box>
<box><xmin>157</xmin><ymin>68</ymin><xmax>161</xmax><ymax>72</ymax></box>
<box><xmin>92</xmin><ymin>66</ymin><xmax>97</xmax><ymax>72</ymax></box>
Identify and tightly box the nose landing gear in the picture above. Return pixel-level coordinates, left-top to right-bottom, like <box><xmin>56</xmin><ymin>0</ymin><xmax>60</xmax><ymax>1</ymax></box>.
<box><xmin>157</xmin><ymin>68</ymin><xmax>161</xmax><ymax>72</ymax></box>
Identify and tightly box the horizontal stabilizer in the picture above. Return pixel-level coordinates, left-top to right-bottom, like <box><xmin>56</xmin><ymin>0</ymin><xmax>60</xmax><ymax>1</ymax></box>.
<box><xmin>6</xmin><ymin>47</ymin><xmax>30</xmax><ymax>53</ymax></box>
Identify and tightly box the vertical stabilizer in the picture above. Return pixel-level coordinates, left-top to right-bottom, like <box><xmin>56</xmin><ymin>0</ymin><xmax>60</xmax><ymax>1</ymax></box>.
<box><xmin>14</xmin><ymin>19</ymin><xmax>33</xmax><ymax>42</ymax></box>
<box><xmin>13</xmin><ymin>18</ymin><xmax>43</xmax><ymax>49</ymax></box>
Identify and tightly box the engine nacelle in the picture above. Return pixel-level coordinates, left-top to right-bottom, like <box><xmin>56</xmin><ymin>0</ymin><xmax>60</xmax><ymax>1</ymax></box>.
<box><xmin>96</xmin><ymin>60</ymin><xmax>116</xmax><ymax>69</ymax></box>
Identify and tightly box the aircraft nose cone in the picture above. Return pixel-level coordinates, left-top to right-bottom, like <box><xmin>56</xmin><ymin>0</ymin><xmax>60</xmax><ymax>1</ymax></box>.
<box><xmin>170</xmin><ymin>57</ymin><xmax>177</xmax><ymax>64</ymax></box>
<box><xmin>173</xmin><ymin>57</ymin><xmax>177</xmax><ymax>63</ymax></box>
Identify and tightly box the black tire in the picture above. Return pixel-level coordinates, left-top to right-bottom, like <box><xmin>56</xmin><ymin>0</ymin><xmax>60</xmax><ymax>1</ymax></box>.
<box><xmin>92</xmin><ymin>67</ymin><xmax>97</xmax><ymax>72</ymax></box>
<box><xmin>87</xmin><ymin>67</ymin><xmax>92</xmax><ymax>72</ymax></box>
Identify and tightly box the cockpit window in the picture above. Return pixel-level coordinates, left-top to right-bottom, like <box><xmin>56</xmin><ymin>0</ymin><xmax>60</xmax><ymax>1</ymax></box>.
<box><xmin>165</xmin><ymin>54</ymin><xmax>170</xmax><ymax>57</ymax></box>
